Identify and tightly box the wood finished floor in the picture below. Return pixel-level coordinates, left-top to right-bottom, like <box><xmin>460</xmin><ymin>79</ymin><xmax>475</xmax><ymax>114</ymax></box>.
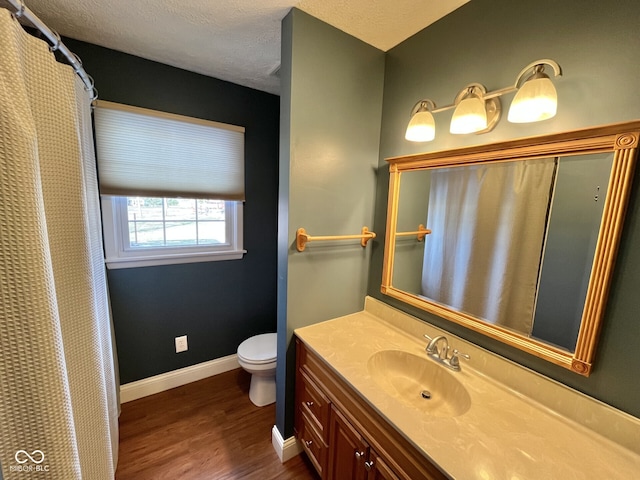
<box><xmin>116</xmin><ymin>369</ymin><xmax>319</xmax><ymax>480</ymax></box>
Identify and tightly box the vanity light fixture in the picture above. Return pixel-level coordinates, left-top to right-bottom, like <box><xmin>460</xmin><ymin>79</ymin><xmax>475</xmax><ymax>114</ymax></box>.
<box><xmin>405</xmin><ymin>100</ymin><xmax>436</xmax><ymax>141</ymax></box>
<box><xmin>405</xmin><ymin>59</ymin><xmax>562</xmax><ymax>142</ymax></box>
<box><xmin>449</xmin><ymin>83</ymin><xmax>501</xmax><ymax>134</ymax></box>
<box><xmin>508</xmin><ymin>62</ymin><xmax>559</xmax><ymax>123</ymax></box>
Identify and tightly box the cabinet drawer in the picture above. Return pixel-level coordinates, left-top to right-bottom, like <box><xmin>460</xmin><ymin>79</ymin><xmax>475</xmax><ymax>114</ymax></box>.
<box><xmin>300</xmin><ymin>368</ymin><xmax>330</xmax><ymax>440</ymax></box>
<box><xmin>299</xmin><ymin>409</ymin><xmax>328</xmax><ymax>476</ymax></box>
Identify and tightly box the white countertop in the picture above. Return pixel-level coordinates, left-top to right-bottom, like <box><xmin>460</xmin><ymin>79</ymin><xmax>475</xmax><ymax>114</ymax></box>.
<box><xmin>294</xmin><ymin>302</ymin><xmax>640</xmax><ymax>479</ymax></box>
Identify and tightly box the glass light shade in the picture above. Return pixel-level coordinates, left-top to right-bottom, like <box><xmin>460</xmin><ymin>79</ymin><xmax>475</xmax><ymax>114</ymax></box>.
<box><xmin>449</xmin><ymin>96</ymin><xmax>488</xmax><ymax>134</ymax></box>
<box><xmin>405</xmin><ymin>110</ymin><xmax>436</xmax><ymax>142</ymax></box>
<box><xmin>508</xmin><ymin>77</ymin><xmax>557</xmax><ymax>123</ymax></box>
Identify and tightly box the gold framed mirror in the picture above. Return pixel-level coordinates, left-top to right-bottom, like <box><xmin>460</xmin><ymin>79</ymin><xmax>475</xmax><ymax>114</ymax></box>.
<box><xmin>381</xmin><ymin>121</ymin><xmax>640</xmax><ymax>376</ymax></box>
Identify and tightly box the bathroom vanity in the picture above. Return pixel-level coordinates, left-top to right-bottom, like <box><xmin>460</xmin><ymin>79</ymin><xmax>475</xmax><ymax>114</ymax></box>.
<box><xmin>294</xmin><ymin>297</ymin><xmax>640</xmax><ymax>479</ymax></box>
<box><xmin>295</xmin><ymin>338</ymin><xmax>445</xmax><ymax>479</ymax></box>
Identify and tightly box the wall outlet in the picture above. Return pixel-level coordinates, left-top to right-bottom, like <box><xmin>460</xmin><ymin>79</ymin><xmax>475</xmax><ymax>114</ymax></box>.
<box><xmin>175</xmin><ymin>335</ymin><xmax>188</xmax><ymax>353</ymax></box>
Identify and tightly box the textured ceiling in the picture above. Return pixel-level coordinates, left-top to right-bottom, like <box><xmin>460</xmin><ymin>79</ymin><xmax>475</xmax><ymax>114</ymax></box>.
<box><xmin>16</xmin><ymin>0</ymin><xmax>470</xmax><ymax>94</ymax></box>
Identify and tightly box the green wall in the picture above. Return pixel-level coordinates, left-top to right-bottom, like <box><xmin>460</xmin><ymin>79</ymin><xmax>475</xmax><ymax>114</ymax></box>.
<box><xmin>277</xmin><ymin>9</ymin><xmax>385</xmax><ymax>436</ymax></box>
<box><xmin>369</xmin><ymin>0</ymin><xmax>640</xmax><ymax>417</ymax></box>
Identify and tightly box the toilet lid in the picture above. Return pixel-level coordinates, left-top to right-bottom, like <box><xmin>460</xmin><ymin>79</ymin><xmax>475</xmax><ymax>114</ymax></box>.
<box><xmin>237</xmin><ymin>333</ymin><xmax>277</xmax><ymax>364</ymax></box>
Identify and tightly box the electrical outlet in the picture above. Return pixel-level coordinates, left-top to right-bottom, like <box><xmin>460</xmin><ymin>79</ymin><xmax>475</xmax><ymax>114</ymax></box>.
<box><xmin>175</xmin><ymin>335</ymin><xmax>188</xmax><ymax>353</ymax></box>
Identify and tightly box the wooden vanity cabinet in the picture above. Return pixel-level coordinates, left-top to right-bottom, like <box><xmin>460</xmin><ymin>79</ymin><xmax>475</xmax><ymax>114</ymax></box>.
<box><xmin>294</xmin><ymin>338</ymin><xmax>447</xmax><ymax>480</ymax></box>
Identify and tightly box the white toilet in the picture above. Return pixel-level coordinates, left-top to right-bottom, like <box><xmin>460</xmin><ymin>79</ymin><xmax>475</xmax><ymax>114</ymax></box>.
<box><xmin>237</xmin><ymin>333</ymin><xmax>277</xmax><ymax>407</ymax></box>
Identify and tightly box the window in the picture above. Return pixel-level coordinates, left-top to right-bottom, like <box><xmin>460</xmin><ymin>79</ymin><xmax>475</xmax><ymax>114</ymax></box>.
<box><xmin>94</xmin><ymin>101</ymin><xmax>246</xmax><ymax>269</ymax></box>
<box><xmin>124</xmin><ymin>197</ymin><xmax>227</xmax><ymax>248</ymax></box>
<box><xmin>102</xmin><ymin>196</ymin><xmax>243</xmax><ymax>269</ymax></box>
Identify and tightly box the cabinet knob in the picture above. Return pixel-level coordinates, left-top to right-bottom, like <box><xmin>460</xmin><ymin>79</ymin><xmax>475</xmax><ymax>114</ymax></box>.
<box><xmin>364</xmin><ymin>460</ymin><xmax>374</xmax><ymax>471</ymax></box>
<box><xmin>304</xmin><ymin>440</ymin><xmax>313</xmax><ymax>448</ymax></box>
<box><xmin>305</xmin><ymin>401</ymin><xmax>314</xmax><ymax>408</ymax></box>
<box><xmin>355</xmin><ymin>451</ymin><xmax>365</xmax><ymax>460</ymax></box>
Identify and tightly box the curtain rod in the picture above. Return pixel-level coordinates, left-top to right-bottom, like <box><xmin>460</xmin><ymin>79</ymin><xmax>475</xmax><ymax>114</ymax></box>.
<box><xmin>5</xmin><ymin>0</ymin><xmax>96</xmax><ymax>99</ymax></box>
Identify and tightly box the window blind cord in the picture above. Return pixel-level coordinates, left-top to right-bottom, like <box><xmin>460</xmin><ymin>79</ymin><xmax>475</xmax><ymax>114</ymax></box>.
<box><xmin>5</xmin><ymin>0</ymin><xmax>97</xmax><ymax>101</ymax></box>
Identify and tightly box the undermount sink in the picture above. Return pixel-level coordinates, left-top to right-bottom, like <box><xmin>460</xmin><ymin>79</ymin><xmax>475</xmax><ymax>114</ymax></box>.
<box><xmin>367</xmin><ymin>350</ymin><xmax>471</xmax><ymax>417</ymax></box>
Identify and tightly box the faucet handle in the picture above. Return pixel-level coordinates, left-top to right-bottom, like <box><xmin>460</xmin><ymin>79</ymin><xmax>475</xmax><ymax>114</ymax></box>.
<box><xmin>449</xmin><ymin>349</ymin><xmax>470</xmax><ymax>368</ymax></box>
<box><xmin>423</xmin><ymin>334</ymin><xmax>433</xmax><ymax>342</ymax></box>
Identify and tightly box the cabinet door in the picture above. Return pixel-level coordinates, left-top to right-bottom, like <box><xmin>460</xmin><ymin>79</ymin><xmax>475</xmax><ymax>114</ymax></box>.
<box><xmin>327</xmin><ymin>406</ymin><xmax>369</xmax><ymax>480</ymax></box>
<box><xmin>365</xmin><ymin>452</ymin><xmax>403</xmax><ymax>480</ymax></box>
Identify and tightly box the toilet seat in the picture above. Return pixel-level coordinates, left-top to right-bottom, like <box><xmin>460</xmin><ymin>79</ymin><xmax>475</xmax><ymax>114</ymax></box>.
<box><xmin>237</xmin><ymin>333</ymin><xmax>276</xmax><ymax>365</ymax></box>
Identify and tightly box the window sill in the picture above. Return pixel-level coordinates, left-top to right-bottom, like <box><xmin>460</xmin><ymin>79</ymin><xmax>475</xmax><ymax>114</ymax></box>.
<box><xmin>105</xmin><ymin>249</ymin><xmax>247</xmax><ymax>269</ymax></box>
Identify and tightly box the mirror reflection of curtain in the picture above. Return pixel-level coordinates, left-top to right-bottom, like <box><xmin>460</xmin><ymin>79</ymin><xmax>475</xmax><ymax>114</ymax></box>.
<box><xmin>421</xmin><ymin>158</ymin><xmax>557</xmax><ymax>333</ymax></box>
<box><xmin>0</xmin><ymin>10</ymin><xmax>118</xmax><ymax>478</ymax></box>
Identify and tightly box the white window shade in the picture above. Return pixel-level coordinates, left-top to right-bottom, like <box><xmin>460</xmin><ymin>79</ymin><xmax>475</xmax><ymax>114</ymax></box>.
<box><xmin>94</xmin><ymin>101</ymin><xmax>245</xmax><ymax>200</ymax></box>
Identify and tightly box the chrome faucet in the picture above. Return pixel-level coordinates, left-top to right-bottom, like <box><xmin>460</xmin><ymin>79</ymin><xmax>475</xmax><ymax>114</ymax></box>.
<box><xmin>425</xmin><ymin>335</ymin><xmax>449</xmax><ymax>360</ymax></box>
<box><xmin>424</xmin><ymin>334</ymin><xmax>470</xmax><ymax>371</ymax></box>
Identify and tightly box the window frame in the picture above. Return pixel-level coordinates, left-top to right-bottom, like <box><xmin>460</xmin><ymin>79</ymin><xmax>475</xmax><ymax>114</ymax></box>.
<box><xmin>102</xmin><ymin>196</ymin><xmax>245</xmax><ymax>269</ymax></box>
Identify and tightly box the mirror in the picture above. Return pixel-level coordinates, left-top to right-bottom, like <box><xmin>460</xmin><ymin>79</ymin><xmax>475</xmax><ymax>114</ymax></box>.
<box><xmin>382</xmin><ymin>122</ymin><xmax>640</xmax><ymax>375</ymax></box>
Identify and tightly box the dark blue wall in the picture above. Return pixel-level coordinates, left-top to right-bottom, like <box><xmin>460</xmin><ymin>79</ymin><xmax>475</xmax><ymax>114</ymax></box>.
<box><xmin>65</xmin><ymin>39</ymin><xmax>280</xmax><ymax>384</ymax></box>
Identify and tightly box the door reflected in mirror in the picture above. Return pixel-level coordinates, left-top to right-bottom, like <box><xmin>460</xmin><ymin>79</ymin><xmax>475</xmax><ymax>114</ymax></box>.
<box><xmin>382</xmin><ymin>122</ymin><xmax>640</xmax><ymax>375</ymax></box>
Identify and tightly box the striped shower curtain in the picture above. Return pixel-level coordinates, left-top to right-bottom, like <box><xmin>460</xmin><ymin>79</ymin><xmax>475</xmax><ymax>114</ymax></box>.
<box><xmin>0</xmin><ymin>9</ymin><xmax>118</xmax><ymax>480</ymax></box>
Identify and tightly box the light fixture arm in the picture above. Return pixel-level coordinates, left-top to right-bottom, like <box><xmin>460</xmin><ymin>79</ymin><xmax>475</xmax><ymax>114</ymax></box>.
<box><xmin>409</xmin><ymin>99</ymin><xmax>437</xmax><ymax>116</ymax></box>
<box><xmin>513</xmin><ymin>58</ymin><xmax>562</xmax><ymax>89</ymax></box>
<box><xmin>452</xmin><ymin>83</ymin><xmax>486</xmax><ymax>105</ymax></box>
<box><xmin>431</xmin><ymin>83</ymin><xmax>501</xmax><ymax>113</ymax></box>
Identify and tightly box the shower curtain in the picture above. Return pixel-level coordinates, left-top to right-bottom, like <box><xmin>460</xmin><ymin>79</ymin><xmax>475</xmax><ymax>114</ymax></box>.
<box><xmin>421</xmin><ymin>159</ymin><xmax>556</xmax><ymax>333</ymax></box>
<box><xmin>0</xmin><ymin>9</ymin><xmax>118</xmax><ymax>480</ymax></box>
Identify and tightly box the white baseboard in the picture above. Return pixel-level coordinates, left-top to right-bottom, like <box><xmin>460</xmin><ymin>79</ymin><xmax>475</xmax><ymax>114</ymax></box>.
<box><xmin>271</xmin><ymin>425</ymin><xmax>302</xmax><ymax>463</ymax></box>
<box><xmin>120</xmin><ymin>354</ymin><xmax>240</xmax><ymax>403</ymax></box>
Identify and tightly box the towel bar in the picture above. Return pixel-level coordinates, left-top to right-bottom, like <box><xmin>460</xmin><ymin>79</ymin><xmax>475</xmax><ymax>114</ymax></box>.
<box><xmin>296</xmin><ymin>226</ymin><xmax>376</xmax><ymax>252</ymax></box>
